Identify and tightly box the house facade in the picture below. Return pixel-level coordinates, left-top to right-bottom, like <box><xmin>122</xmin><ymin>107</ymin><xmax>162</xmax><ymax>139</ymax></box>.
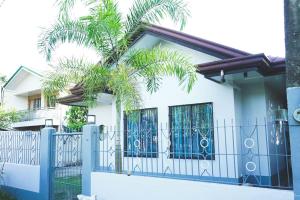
<box><xmin>59</xmin><ymin>25</ymin><xmax>290</xmax><ymax>189</ymax></box>
<box><xmin>2</xmin><ymin>66</ymin><xmax>68</xmax><ymax>131</ymax></box>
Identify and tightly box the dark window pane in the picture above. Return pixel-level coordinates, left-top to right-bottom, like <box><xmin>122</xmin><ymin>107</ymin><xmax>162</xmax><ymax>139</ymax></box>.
<box><xmin>124</xmin><ymin>108</ymin><xmax>158</xmax><ymax>158</ymax></box>
<box><xmin>170</xmin><ymin>103</ymin><xmax>214</xmax><ymax>160</ymax></box>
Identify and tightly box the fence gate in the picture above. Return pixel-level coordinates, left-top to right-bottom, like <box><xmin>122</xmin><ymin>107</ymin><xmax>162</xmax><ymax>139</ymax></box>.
<box><xmin>50</xmin><ymin>132</ymin><xmax>83</xmax><ymax>200</ymax></box>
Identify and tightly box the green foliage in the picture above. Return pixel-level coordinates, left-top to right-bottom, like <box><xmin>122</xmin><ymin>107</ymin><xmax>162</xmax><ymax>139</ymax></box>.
<box><xmin>0</xmin><ymin>107</ymin><xmax>21</xmax><ymax>129</ymax></box>
<box><xmin>0</xmin><ymin>189</ymin><xmax>16</xmax><ymax>200</ymax></box>
<box><xmin>0</xmin><ymin>76</ymin><xmax>5</xmax><ymax>84</ymax></box>
<box><xmin>39</xmin><ymin>0</ymin><xmax>196</xmax><ymax>113</ymax></box>
<box><xmin>66</xmin><ymin>106</ymin><xmax>88</xmax><ymax>130</ymax></box>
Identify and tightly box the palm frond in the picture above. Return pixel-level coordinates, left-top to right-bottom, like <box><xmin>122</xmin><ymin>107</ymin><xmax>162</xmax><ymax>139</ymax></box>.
<box><xmin>38</xmin><ymin>19</ymin><xmax>92</xmax><ymax>61</ymax></box>
<box><xmin>80</xmin><ymin>0</ymin><xmax>124</xmax><ymax>59</ymax></box>
<box><xmin>125</xmin><ymin>0</ymin><xmax>190</xmax><ymax>35</ymax></box>
<box><xmin>42</xmin><ymin>57</ymin><xmax>92</xmax><ymax>98</ymax></box>
<box><xmin>125</xmin><ymin>46</ymin><xmax>197</xmax><ymax>93</ymax></box>
<box><xmin>82</xmin><ymin>64</ymin><xmax>111</xmax><ymax>106</ymax></box>
<box><xmin>109</xmin><ymin>64</ymin><xmax>142</xmax><ymax>112</ymax></box>
<box><xmin>56</xmin><ymin>0</ymin><xmax>78</xmax><ymax>20</ymax></box>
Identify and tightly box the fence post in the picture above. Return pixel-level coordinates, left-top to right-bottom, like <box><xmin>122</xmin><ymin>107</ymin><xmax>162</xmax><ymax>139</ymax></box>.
<box><xmin>82</xmin><ymin>124</ymin><xmax>99</xmax><ymax>196</ymax></box>
<box><xmin>287</xmin><ymin>88</ymin><xmax>300</xmax><ymax>200</ymax></box>
<box><xmin>39</xmin><ymin>127</ymin><xmax>56</xmax><ymax>200</ymax></box>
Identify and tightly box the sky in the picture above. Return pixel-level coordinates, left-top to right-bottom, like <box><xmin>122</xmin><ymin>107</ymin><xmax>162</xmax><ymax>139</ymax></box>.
<box><xmin>0</xmin><ymin>0</ymin><xmax>285</xmax><ymax>79</ymax></box>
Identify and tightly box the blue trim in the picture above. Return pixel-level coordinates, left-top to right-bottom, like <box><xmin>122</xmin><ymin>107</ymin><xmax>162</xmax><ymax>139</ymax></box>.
<box><xmin>82</xmin><ymin>125</ymin><xmax>99</xmax><ymax>196</ymax></box>
<box><xmin>287</xmin><ymin>87</ymin><xmax>300</xmax><ymax>199</ymax></box>
<box><xmin>40</xmin><ymin>127</ymin><xmax>56</xmax><ymax>200</ymax></box>
<box><xmin>1</xmin><ymin>186</ymin><xmax>40</xmax><ymax>200</ymax></box>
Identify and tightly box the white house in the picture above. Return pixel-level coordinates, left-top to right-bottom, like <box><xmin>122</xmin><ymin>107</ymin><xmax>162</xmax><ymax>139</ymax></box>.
<box><xmin>59</xmin><ymin>24</ymin><xmax>291</xmax><ymax>189</ymax></box>
<box><xmin>2</xmin><ymin>66</ymin><xmax>68</xmax><ymax>131</ymax></box>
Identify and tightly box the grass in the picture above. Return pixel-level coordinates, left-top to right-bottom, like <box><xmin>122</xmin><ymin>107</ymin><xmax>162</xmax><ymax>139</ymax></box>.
<box><xmin>54</xmin><ymin>175</ymin><xmax>81</xmax><ymax>200</ymax></box>
<box><xmin>0</xmin><ymin>189</ymin><xmax>16</xmax><ymax>200</ymax></box>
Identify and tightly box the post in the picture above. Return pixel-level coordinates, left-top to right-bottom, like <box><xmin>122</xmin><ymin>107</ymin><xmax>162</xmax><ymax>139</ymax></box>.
<box><xmin>287</xmin><ymin>88</ymin><xmax>300</xmax><ymax>199</ymax></box>
<box><xmin>39</xmin><ymin>127</ymin><xmax>56</xmax><ymax>200</ymax></box>
<box><xmin>285</xmin><ymin>0</ymin><xmax>300</xmax><ymax>199</ymax></box>
<box><xmin>82</xmin><ymin>124</ymin><xmax>99</xmax><ymax>196</ymax></box>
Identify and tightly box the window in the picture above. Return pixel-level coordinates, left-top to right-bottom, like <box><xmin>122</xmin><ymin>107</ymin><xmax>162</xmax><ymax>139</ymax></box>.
<box><xmin>32</xmin><ymin>97</ymin><xmax>41</xmax><ymax>110</ymax></box>
<box><xmin>124</xmin><ymin>108</ymin><xmax>158</xmax><ymax>158</ymax></box>
<box><xmin>169</xmin><ymin>103</ymin><xmax>214</xmax><ymax>159</ymax></box>
<box><xmin>46</xmin><ymin>96</ymin><xmax>56</xmax><ymax>108</ymax></box>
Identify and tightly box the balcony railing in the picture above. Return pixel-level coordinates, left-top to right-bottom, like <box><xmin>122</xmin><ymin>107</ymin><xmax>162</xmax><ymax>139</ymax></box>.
<box><xmin>17</xmin><ymin>107</ymin><xmax>60</xmax><ymax>122</ymax></box>
<box><xmin>95</xmin><ymin>120</ymin><xmax>293</xmax><ymax>190</ymax></box>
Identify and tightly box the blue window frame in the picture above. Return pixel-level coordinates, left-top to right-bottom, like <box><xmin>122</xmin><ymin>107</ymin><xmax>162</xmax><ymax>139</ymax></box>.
<box><xmin>124</xmin><ymin>108</ymin><xmax>158</xmax><ymax>158</ymax></box>
<box><xmin>169</xmin><ymin>103</ymin><xmax>214</xmax><ymax>160</ymax></box>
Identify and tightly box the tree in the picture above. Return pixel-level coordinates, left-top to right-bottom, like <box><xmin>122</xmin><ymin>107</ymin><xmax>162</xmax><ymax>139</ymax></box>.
<box><xmin>0</xmin><ymin>106</ymin><xmax>21</xmax><ymax>129</ymax></box>
<box><xmin>38</xmin><ymin>0</ymin><xmax>196</xmax><ymax>172</ymax></box>
<box><xmin>65</xmin><ymin>106</ymin><xmax>88</xmax><ymax>131</ymax></box>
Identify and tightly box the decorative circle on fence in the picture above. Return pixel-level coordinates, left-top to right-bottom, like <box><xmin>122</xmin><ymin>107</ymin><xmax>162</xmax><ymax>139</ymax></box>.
<box><xmin>134</xmin><ymin>140</ymin><xmax>140</xmax><ymax>148</ymax></box>
<box><xmin>245</xmin><ymin>161</ymin><xmax>256</xmax><ymax>172</ymax></box>
<box><xmin>200</xmin><ymin>138</ymin><xmax>209</xmax><ymax>148</ymax></box>
<box><xmin>200</xmin><ymin>160</ymin><xmax>210</xmax><ymax>169</ymax></box>
<box><xmin>244</xmin><ymin>138</ymin><xmax>255</xmax><ymax>149</ymax></box>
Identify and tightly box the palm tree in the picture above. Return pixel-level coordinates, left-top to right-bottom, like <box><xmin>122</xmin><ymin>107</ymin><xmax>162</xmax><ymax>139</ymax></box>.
<box><xmin>38</xmin><ymin>0</ymin><xmax>197</xmax><ymax>173</ymax></box>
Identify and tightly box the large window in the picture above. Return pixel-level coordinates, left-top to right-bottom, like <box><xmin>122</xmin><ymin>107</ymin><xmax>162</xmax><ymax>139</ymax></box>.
<box><xmin>169</xmin><ymin>103</ymin><xmax>214</xmax><ymax>159</ymax></box>
<box><xmin>124</xmin><ymin>108</ymin><xmax>158</xmax><ymax>158</ymax></box>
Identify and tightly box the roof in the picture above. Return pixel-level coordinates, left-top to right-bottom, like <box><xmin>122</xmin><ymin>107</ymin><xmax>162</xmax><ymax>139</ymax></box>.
<box><xmin>3</xmin><ymin>66</ymin><xmax>43</xmax><ymax>89</ymax></box>
<box><xmin>197</xmin><ymin>53</ymin><xmax>285</xmax><ymax>79</ymax></box>
<box><xmin>58</xmin><ymin>24</ymin><xmax>286</xmax><ymax>105</ymax></box>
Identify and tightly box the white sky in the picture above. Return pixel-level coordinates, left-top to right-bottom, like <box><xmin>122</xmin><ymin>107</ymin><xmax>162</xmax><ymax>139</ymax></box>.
<box><xmin>0</xmin><ymin>0</ymin><xmax>285</xmax><ymax>78</ymax></box>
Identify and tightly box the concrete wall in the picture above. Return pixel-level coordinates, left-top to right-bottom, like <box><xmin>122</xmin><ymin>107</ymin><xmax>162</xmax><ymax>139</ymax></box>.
<box><xmin>91</xmin><ymin>172</ymin><xmax>293</xmax><ymax>200</ymax></box>
<box><xmin>1</xmin><ymin>162</ymin><xmax>40</xmax><ymax>193</ymax></box>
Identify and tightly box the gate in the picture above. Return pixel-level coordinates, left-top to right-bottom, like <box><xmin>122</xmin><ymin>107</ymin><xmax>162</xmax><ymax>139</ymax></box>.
<box><xmin>50</xmin><ymin>132</ymin><xmax>83</xmax><ymax>200</ymax></box>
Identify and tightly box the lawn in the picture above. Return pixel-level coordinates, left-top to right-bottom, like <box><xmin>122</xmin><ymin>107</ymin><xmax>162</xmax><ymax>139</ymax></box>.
<box><xmin>54</xmin><ymin>175</ymin><xmax>82</xmax><ymax>200</ymax></box>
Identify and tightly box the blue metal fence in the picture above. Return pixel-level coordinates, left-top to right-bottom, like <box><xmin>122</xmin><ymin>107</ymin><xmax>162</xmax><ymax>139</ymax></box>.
<box><xmin>95</xmin><ymin>120</ymin><xmax>293</xmax><ymax>190</ymax></box>
<box><xmin>50</xmin><ymin>129</ymin><xmax>83</xmax><ymax>200</ymax></box>
<box><xmin>0</xmin><ymin>131</ymin><xmax>40</xmax><ymax>165</ymax></box>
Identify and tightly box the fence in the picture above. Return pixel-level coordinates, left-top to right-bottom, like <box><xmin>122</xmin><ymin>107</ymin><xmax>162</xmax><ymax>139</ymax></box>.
<box><xmin>0</xmin><ymin>131</ymin><xmax>41</xmax><ymax>165</ymax></box>
<box><xmin>95</xmin><ymin>120</ymin><xmax>293</xmax><ymax>190</ymax></box>
<box><xmin>51</xmin><ymin>130</ymin><xmax>83</xmax><ymax>200</ymax></box>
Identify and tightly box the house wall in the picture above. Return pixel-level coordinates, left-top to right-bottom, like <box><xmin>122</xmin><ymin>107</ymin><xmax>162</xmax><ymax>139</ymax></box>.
<box><xmin>91</xmin><ymin>172</ymin><xmax>293</xmax><ymax>200</ymax></box>
<box><xmin>3</xmin><ymin>91</ymin><xmax>27</xmax><ymax>110</ymax></box>
<box><xmin>90</xmin><ymin>40</ymin><xmax>240</xmax><ymax>179</ymax></box>
<box><xmin>11</xmin><ymin>73</ymin><xmax>42</xmax><ymax>96</ymax></box>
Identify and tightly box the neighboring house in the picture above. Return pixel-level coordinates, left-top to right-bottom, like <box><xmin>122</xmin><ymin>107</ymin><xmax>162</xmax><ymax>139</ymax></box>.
<box><xmin>2</xmin><ymin>66</ymin><xmax>68</xmax><ymax>131</ymax></box>
<box><xmin>58</xmin><ymin>25</ymin><xmax>290</xmax><ymax>188</ymax></box>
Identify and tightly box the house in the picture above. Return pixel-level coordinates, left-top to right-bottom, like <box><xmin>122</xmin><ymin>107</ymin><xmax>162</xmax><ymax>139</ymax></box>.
<box><xmin>2</xmin><ymin>66</ymin><xmax>68</xmax><ymax>131</ymax></box>
<box><xmin>58</xmin><ymin>24</ymin><xmax>290</xmax><ymax>189</ymax></box>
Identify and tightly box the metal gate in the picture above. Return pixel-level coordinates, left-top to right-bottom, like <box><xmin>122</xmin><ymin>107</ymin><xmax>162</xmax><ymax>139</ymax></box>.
<box><xmin>51</xmin><ymin>132</ymin><xmax>83</xmax><ymax>200</ymax></box>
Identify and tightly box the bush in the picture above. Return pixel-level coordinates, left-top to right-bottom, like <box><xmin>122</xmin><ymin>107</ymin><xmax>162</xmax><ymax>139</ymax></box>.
<box><xmin>0</xmin><ymin>189</ymin><xmax>16</xmax><ymax>200</ymax></box>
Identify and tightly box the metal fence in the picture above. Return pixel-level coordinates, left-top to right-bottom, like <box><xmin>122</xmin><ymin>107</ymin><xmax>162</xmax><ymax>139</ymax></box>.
<box><xmin>0</xmin><ymin>131</ymin><xmax>40</xmax><ymax>165</ymax></box>
<box><xmin>51</xmin><ymin>130</ymin><xmax>83</xmax><ymax>200</ymax></box>
<box><xmin>96</xmin><ymin>120</ymin><xmax>293</xmax><ymax>190</ymax></box>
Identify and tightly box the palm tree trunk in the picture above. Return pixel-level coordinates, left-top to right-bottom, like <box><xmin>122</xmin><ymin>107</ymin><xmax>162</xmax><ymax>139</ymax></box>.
<box><xmin>284</xmin><ymin>0</ymin><xmax>300</xmax><ymax>198</ymax></box>
<box><xmin>115</xmin><ymin>101</ymin><xmax>122</xmax><ymax>173</ymax></box>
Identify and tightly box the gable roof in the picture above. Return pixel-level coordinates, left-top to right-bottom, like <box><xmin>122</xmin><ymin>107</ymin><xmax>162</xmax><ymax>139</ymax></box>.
<box><xmin>58</xmin><ymin>24</ymin><xmax>286</xmax><ymax>105</ymax></box>
<box><xmin>139</xmin><ymin>24</ymin><xmax>250</xmax><ymax>58</ymax></box>
<box><xmin>4</xmin><ymin>66</ymin><xmax>43</xmax><ymax>89</ymax></box>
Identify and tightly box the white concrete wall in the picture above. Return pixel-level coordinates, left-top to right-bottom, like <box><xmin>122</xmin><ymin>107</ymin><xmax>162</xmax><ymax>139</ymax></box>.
<box><xmin>3</xmin><ymin>90</ymin><xmax>27</xmax><ymax>110</ymax></box>
<box><xmin>1</xmin><ymin>163</ymin><xmax>40</xmax><ymax>193</ymax></box>
<box><xmin>91</xmin><ymin>172</ymin><xmax>293</xmax><ymax>200</ymax></box>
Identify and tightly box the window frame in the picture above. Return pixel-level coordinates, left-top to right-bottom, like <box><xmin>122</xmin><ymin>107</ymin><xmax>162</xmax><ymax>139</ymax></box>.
<box><xmin>123</xmin><ymin>107</ymin><xmax>159</xmax><ymax>158</ymax></box>
<box><xmin>168</xmin><ymin>102</ymin><xmax>215</xmax><ymax>160</ymax></box>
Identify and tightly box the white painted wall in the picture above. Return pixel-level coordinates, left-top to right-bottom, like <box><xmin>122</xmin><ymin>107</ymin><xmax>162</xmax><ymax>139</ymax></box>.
<box><xmin>1</xmin><ymin>163</ymin><xmax>40</xmax><ymax>193</ymax></box>
<box><xmin>91</xmin><ymin>172</ymin><xmax>293</xmax><ymax>200</ymax></box>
